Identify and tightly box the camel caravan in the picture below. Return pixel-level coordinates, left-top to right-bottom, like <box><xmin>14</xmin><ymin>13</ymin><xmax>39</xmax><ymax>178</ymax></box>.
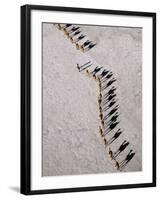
<box><xmin>76</xmin><ymin>61</ymin><xmax>136</xmax><ymax>171</ymax></box>
<box><xmin>55</xmin><ymin>23</ymin><xmax>97</xmax><ymax>52</ymax></box>
<box><xmin>56</xmin><ymin>23</ymin><xmax>136</xmax><ymax>171</ymax></box>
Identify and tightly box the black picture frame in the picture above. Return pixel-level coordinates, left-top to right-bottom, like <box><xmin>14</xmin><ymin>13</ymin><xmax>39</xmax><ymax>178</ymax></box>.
<box><xmin>21</xmin><ymin>4</ymin><xmax>156</xmax><ymax>195</ymax></box>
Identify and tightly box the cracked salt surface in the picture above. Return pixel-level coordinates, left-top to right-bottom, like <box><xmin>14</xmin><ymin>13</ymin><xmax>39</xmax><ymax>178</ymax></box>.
<box><xmin>42</xmin><ymin>23</ymin><xmax>142</xmax><ymax>176</ymax></box>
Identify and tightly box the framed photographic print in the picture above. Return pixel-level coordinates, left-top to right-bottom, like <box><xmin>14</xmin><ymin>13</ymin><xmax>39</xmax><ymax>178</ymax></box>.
<box><xmin>21</xmin><ymin>4</ymin><xmax>156</xmax><ymax>195</ymax></box>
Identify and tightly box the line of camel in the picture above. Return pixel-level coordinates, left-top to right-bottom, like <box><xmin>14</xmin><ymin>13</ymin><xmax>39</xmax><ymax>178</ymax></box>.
<box><xmin>55</xmin><ymin>23</ymin><xmax>97</xmax><ymax>52</ymax></box>
<box><xmin>56</xmin><ymin>23</ymin><xmax>136</xmax><ymax>171</ymax></box>
<box><xmin>77</xmin><ymin>61</ymin><xmax>136</xmax><ymax>171</ymax></box>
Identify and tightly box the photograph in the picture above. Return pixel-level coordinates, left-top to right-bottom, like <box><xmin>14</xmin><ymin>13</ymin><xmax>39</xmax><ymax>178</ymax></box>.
<box><xmin>42</xmin><ymin>23</ymin><xmax>142</xmax><ymax>176</ymax></box>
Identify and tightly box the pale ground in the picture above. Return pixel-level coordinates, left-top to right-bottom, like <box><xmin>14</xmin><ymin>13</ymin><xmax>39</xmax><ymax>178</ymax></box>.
<box><xmin>42</xmin><ymin>23</ymin><xmax>142</xmax><ymax>176</ymax></box>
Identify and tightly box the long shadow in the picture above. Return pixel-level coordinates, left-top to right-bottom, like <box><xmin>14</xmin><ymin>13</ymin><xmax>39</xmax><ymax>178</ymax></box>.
<box><xmin>105</xmin><ymin>128</ymin><xmax>123</xmax><ymax>145</ymax></box>
<box><xmin>113</xmin><ymin>140</ymin><xmax>130</xmax><ymax>159</ymax></box>
<box><xmin>119</xmin><ymin>150</ymin><xmax>136</xmax><ymax>169</ymax></box>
